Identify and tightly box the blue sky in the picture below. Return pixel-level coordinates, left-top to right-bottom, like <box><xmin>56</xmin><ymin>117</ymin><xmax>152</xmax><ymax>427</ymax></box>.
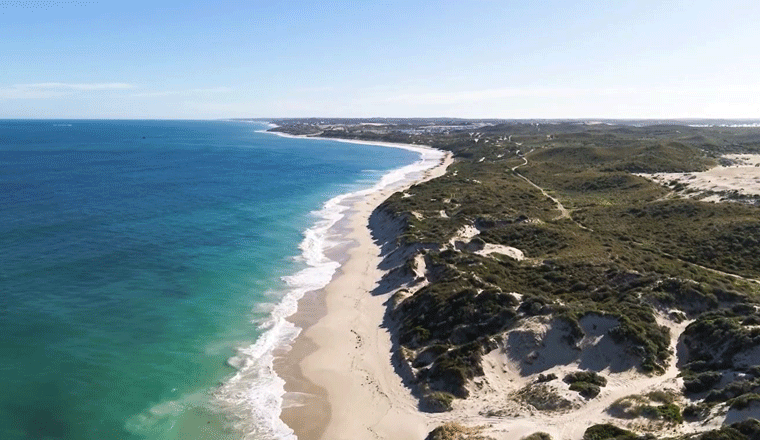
<box><xmin>1</xmin><ymin>0</ymin><xmax>759</xmax><ymax>119</ymax></box>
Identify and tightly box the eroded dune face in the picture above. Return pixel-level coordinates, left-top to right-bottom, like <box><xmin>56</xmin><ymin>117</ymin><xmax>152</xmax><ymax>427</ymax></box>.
<box><xmin>504</xmin><ymin>315</ymin><xmax>638</xmax><ymax>376</ymax></box>
<box><xmin>506</xmin><ymin>317</ymin><xmax>579</xmax><ymax>376</ymax></box>
<box><xmin>576</xmin><ymin>315</ymin><xmax>640</xmax><ymax>373</ymax></box>
<box><xmin>438</xmin><ymin>312</ymin><xmax>696</xmax><ymax>440</ymax></box>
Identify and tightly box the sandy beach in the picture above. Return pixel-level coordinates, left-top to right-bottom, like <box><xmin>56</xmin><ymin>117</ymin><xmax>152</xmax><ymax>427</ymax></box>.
<box><xmin>269</xmin><ymin>134</ymin><xmax>452</xmax><ymax>440</ymax></box>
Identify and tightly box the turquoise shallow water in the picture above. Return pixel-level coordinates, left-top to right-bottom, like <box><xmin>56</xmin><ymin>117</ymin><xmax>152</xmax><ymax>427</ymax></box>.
<box><xmin>0</xmin><ymin>120</ymin><xmax>418</xmax><ymax>440</ymax></box>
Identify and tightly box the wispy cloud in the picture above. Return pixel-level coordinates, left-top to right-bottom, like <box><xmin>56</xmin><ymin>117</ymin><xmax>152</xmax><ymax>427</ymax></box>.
<box><xmin>20</xmin><ymin>82</ymin><xmax>135</xmax><ymax>90</ymax></box>
<box><xmin>131</xmin><ymin>87</ymin><xmax>233</xmax><ymax>98</ymax></box>
<box><xmin>0</xmin><ymin>82</ymin><xmax>135</xmax><ymax>99</ymax></box>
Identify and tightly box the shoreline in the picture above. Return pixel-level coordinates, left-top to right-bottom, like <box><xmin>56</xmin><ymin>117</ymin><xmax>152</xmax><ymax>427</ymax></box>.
<box><xmin>266</xmin><ymin>131</ymin><xmax>453</xmax><ymax>439</ymax></box>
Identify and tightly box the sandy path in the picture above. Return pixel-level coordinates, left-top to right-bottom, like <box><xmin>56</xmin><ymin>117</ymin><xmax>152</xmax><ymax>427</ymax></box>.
<box><xmin>511</xmin><ymin>153</ymin><xmax>590</xmax><ymax>229</ymax></box>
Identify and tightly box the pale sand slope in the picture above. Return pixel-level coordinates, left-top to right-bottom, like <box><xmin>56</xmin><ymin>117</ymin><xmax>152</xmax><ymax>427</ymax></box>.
<box><xmin>641</xmin><ymin>154</ymin><xmax>760</xmax><ymax>201</ymax></box>
<box><xmin>281</xmin><ymin>142</ymin><xmax>453</xmax><ymax>440</ymax></box>
<box><xmin>426</xmin><ymin>313</ymin><xmax>704</xmax><ymax>440</ymax></box>
<box><xmin>449</xmin><ymin>224</ymin><xmax>525</xmax><ymax>260</ymax></box>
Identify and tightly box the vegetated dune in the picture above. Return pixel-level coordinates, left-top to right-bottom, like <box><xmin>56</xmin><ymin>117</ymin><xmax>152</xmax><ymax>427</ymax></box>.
<box><xmin>273</xmin><ymin>121</ymin><xmax>760</xmax><ymax>440</ymax></box>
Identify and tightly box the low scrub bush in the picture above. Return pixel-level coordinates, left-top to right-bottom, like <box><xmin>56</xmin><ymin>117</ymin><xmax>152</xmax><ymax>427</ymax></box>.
<box><xmin>522</xmin><ymin>433</ymin><xmax>553</xmax><ymax>440</ymax></box>
<box><xmin>570</xmin><ymin>382</ymin><xmax>601</xmax><ymax>399</ymax></box>
<box><xmin>564</xmin><ymin>371</ymin><xmax>607</xmax><ymax>387</ymax></box>
<box><xmin>583</xmin><ymin>424</ymin><xmax>638</xmax><ymax>440</ymax></box>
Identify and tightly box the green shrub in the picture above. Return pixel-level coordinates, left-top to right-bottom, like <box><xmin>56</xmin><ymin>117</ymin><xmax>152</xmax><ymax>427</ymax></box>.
<box><xmin>728</xmin><ymin>393</ymin><xmax>760</xmax><ymax>410</ymax></box>
<box><xmin>706</xmin><ymin>379</ymin><xmax>760</xmax><ymax>403</ymax></box>
<box><xmin>582</xmin><ymin>424</ymin><xmax>638</xmax><ymax>440</ymax></box>
<box><xmin>648</xmin><ymin>403</ymin><xmax>683</xmax><ymax>424</ymax></box>
<box><xmin>564</xmin><ymin>371</ymin><xmax>607</xmax><ymax>387</ymax></box>
<box><xmin>732</xmin><ymin>419</ymin><xmax>760</xmax><ymax>438</ymax></box>
<box><xmin>425</xmin><ymin>422</ymin><xmax>492</xmax><ymax>440</ymax></box>
<box><xmin>569</xmin><ymin>382</ymin><xmax>602</xmax><ymax>399</ymax></box>
<box><xmin>422</xmin><ymin>391</ymin><xmax>455</xmax><ymax>412</ymax></box>
<box><xmin>684</xmin><ymin>371</ymin><xmax>722</xmax><ymax>393</ymax></box>
<box><xmin>697</xmin><ymin>426</ymin><xmax>746</xmax><ymax>440</ymax></box>
<box><xmin>536</xmin><ymin>373</ymin><xmax>558</xmax><ymax>383</ymax></box>
<box><xmin>522</xmin><ymin>433</ymin><xmax>553</xmax><ymax>440</ymax></box>
<box><xmin>517</xmin><ymin>384</ymin><xmax>574</xmax><ymax>411</ymax></box>
<box><xmin>683</xmin><ymin>403</ymin><xmax>711</xmax><ymax>421</ymax></box>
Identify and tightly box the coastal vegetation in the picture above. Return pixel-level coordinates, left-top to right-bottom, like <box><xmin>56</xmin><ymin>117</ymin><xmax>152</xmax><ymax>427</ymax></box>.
<box><xmin>516</xmin><ymin>382</ymin><xmax>575</xmax><ymax>411</ymax></box>
<box><xmin>522</xmin><ymin>433</ymin><xmax>554</xmax><ymax>440</ymax></box>
<box><xmin>270</xmin><ymin>120</ymin><xmax>760</xmax><ymax>439</ymax></box>
<box><xmin>582</xmin><ymin>424</ymin><xmax>640</xmax><ymax>440</ymax></box>
<box><xmin>565</xmin><ymin>371</ymin><xmax>608</xmax><ymax>399</ymax></box>
<box><xmin>608</xmin><ymin>392</ymin><xmax>683</xmax><ymax>424</ymax></box>
<box><xmin>424</xmin><ymin>422</ymin><xmax>494</xmax><ymax>440</ymax></box>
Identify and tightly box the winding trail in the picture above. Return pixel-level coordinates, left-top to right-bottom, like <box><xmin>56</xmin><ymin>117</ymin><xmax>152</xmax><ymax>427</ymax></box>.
<box><xmin>511</xmin><ymin>153</ymin><xmax>593</xmax><ymax>232</ymax></box>
<box><xmin>630</xmin><ymin>239</ymin><xmax>760</xmax><ymax>285</ymax></box>
<box><xmin>511</xmin><ymin>155</ymin><xmax>569</xmax><ymax>220</ymax></box>
<box><xmin>512</xmin><ymin>150</ymin><xmax>758</xmax><ymax>285</ymax></box>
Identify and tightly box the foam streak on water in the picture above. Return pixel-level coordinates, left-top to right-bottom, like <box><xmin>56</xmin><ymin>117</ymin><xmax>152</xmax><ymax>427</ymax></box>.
<box><xmin>215</xmin><ymin>141</ymin><xmax>444</xmax><ymax>439</ymax></box>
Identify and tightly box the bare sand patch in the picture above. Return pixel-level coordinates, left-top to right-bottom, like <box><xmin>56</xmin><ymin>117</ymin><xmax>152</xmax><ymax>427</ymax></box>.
<box><xmin>416</xmin><ymin>312</ymin><xmax>697</xmax><ymax>440</ymax></box>
<box><xmin>641</xmin><ymin>154</ymin><xmax>760</xmax><ymax>201</ymax></box>
<box><xmin>475</xmin><ymin>244</ymin><xmax>525</xmax><ymax>260</ymax></box>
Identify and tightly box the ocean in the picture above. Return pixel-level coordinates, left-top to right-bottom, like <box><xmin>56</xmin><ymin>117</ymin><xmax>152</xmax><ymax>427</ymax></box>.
<box><xmin>0</xmin><ymin>120</ymin><xmax>428</xmax><ymax>440</ymax></box>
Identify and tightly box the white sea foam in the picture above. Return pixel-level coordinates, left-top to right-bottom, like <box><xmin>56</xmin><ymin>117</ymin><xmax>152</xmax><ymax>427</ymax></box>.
<box><xmin>124</xmin><ymin>390</ymin><xmax>209</xmax><ymax>437</ymax></box>
<box><xmin>214</xmin><ymin>137</ymin><xmax>445</xmax><ymax>439</ymax></box>
<box><xmin>246</xmin><ymin>120</ymin><xmax>279</xmax><ymax>133</ymax></box>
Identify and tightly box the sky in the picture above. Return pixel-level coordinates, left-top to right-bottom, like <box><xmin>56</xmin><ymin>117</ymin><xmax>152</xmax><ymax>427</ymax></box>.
<box><xmin>1</xmin><ymin>0</ymin><xmax>759</xmax><ymax>119</ymax></box>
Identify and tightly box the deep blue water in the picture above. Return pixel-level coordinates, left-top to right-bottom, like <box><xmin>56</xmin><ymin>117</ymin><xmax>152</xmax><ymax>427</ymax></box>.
<box><xmin>0</xmin><ymin>120</ymin><xmax>418</xmax><ymax>440</ymax></box>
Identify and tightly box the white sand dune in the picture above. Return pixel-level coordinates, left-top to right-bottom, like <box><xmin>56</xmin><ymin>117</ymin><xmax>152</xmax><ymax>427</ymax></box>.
<box><xmin>416</xmin><ymin>313</ymin><xmax>697</xmax><ymax>440</ymax></box>
<box><xmin>641</xmin><ymin>154</ymin><xmax>760</xmax><ymax>202</ymax></box>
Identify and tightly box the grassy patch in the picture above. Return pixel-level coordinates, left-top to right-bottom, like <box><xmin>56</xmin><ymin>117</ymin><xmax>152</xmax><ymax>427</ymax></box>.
<box><xmin>693</xmin><ymin>423</ymin><xmax>760</xmax><ymax>440</ymax></box>
<box><xmin>516</xmin><ymin>384</ymin><xmax>574</xmax><ymax>411</ymax></box>
<box><xmin>425</xmin><ymin>422</ymin><xmax>494</xmax><ymax>440</ymax></box>
<box><xmin>728</xmin><ymin>393</ymin><xmax>760</xmax><ymax>410</ymax></box>
<box><xmin>421</xmin><ymin>391</ymin><xmax>456</xmax><ymax>412</ymax></box>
